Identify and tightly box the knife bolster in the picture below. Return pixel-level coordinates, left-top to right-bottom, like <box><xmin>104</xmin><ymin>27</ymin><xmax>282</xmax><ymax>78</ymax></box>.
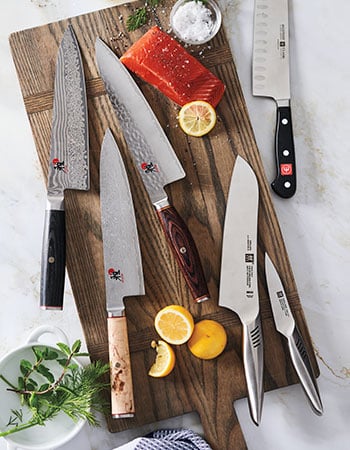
<box><xmin>107</xmin><ymin>316</ymin><xmax>135</xmax><ymax>418</ymax></box>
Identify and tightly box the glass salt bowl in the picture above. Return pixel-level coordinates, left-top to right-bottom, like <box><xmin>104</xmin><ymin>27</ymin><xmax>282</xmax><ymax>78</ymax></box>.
<box><xmin>170</xmin><ymin>0</ymin><xmax>222</xmax><ymax>45</ymax></box>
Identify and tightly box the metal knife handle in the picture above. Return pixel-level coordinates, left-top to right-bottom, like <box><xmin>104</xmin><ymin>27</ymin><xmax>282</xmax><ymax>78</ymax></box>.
<box><xmin>40</xmin><ymin>209</ymin><xmax>66</xmax><ymax>310</ymax></box>
<box><xmin>108</xmin><ymin>315</ymin><xmax>134</xmax><ymax>418</ymax></box>
<box><xmin>271</xmin><ymin>103</ymin><xmax>297</xmax><ymax>199</ymax></box>
<box><xmin>287</xmin><ymin>327</ymin><xmax>323</xmax><ymax>415</ymax></box>
<box><xmin>242</xmin><ymin>315</ymin><xmax>264</xmax><ymax>425</ymax></box>
<box><xmin>155</xmin><ymin>203</ymin><xmax>209</xmax><ymax>303</ymax></box>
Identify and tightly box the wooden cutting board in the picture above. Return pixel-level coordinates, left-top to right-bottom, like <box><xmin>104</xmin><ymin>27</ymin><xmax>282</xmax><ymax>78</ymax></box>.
<box><xmin>9</xmin><ymin>2</ymin><xmax>319</xmax><ymax>448</ymax></box>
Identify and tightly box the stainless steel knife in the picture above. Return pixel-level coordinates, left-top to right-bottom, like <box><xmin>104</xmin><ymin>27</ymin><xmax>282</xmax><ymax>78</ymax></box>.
<box><xmin>253</xmin><ymin>0</ymin><xmax>296</xmax><ymax>198</ymax></box>
<box><xmin>40</xmin><ymin>26</ymin><xmax>89</xmax><ymax>310</ymax></box>
<box><xmin>264</xmin><ymin>253</ymin><xmax>323</xmax><ymax>415</ymax></box>
<box><xmin>100</xmin><ymin>128</ymin><xmax>145</xmax><ymax>418</ymax></box>
<box><xmin>95</xmin><ymin>37</ymin><xmax>209</xmax><ymax>304</ymax></box>
<box><xmin>219</xmin><ymin>155</ymin><xmax>264</xmax><ymax>426</ymax></box>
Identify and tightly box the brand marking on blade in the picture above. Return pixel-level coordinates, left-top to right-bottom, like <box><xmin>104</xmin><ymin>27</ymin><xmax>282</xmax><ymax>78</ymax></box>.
<box><xmin>278</xmin><ymin>24</ymin><xmax>287</xmax><ymax>58</ymax></box>
<box><xmin>245</xmin><ymin>235</ymin><xmax>256</xmax><ymax>299</ymax></box>
<box><xmin>52</xmin><ymin>158</ymin><xmax>68</xmax><ymax>173</ymax></box>
<box><xmin>108</xmin><ymin>268</ymin><xmax>124</xmax><ymax>283</ymax></box>
<box><xmin>141</xmin><ymin>162</ymin><xmax>159</xmax><ymax>173</ymax></box>
<box><xmin>276</xmin><ymin>290</ymin><xmax>290</xmax><ymax>316</ymax></box>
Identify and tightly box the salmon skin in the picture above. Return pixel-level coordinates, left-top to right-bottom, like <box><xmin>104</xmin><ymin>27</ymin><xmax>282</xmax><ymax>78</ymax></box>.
<box><xmin>121</xmin><ymin>26</ymin><xmax>225</xmax><ymax>108</ymax></box>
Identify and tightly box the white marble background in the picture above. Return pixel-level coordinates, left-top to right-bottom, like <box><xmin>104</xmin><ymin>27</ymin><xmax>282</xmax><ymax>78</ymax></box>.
<box><xmin>0</xmin><ymin>0</ymin><xmax>349</xmax><ymax>449</ymax></box>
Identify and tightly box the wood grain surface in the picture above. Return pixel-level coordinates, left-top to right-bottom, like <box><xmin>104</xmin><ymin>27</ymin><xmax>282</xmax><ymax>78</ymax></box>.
<box><xmin>9</xmin><ymin>2</ymin><xmax>319</xmax><ymax>448</ymax></box>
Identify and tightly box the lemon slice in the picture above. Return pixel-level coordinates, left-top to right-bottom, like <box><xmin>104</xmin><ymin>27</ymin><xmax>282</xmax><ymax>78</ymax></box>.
<box><xmin>148</xmin><ymin>340</ymin><xmax>176</xmax><ymax>377</ymax></box>
<box><xmin>178</xmin><ymin>100</ymin><xmax>217</xmax><ymax>137</ymax></box>
<box><xmin>154</xmin><ymin>305</ymin><xmax>194</xmax><ymax>345</ymax></box>
<box><xmin>188</xmin><ymin>319</ymin><xmax>227</xmax><ymax>360</ymax></box>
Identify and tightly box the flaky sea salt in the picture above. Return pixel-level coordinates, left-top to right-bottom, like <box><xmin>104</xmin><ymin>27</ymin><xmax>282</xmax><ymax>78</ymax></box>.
<box><xmin>171</xmin><ymin>1</ymin><xmax>214</xmax><ymax>44</ymax></box>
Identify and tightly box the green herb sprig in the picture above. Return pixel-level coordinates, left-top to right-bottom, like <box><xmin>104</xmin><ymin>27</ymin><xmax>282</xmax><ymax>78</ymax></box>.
<box><xmin>126</xmin><ymin>0</ymin><xmax>161</xmax><ymax>31</ymax></box>
<box><xmin>0</xmin><ymin>340</ymin><xmax>109</xmax><ymax>438</ymax></box>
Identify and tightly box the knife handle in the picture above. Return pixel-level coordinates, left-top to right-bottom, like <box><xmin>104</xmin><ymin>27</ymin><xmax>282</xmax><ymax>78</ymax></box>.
<box><xmin>155</xmin><ymin>204</ymin><xmax>209</xmax><ymax>303</ymax></box>
<box><xmin>40</xmin><ymin>209</ymin><xmax>66</xmax><ymax>310</ymax></box>
<box><xmin>242</xmin><ymin>316</ymin><xmax>264</xmax><ymax>426</ymax></box>
<box><xmin>108</xmin><ymin>315</ymin><xmax>135</xmax><ymax>418</ymax></box>
<box><xmin>271</xmin><ymin>104</ymin><xmax>297</xmax><ymax>199</ymax></box>
<box><xmin>287</xmin><ymin>327</ymin><xmax>323</xmax><ymax>415</ymax></box>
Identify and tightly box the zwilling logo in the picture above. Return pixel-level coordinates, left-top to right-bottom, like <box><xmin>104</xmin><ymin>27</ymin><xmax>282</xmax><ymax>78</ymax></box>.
<box><xmin>276</xmin><ymin>290</ymin><xmax>290</xmax><ymax>316</ymax></box>
<box><xmin>279</xmin><ymin>24</ymin><xmax>287</xmax><ymax>58</ymax></box>
<box><xmin>245</xmin><ymin>253</ymin><xmax>254</xmax><ymax>264</ymax></box>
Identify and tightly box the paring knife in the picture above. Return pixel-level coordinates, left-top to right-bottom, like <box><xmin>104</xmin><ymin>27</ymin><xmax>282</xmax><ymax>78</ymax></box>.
<box><xmin>264</xmin><ymin>253</ymin><xmax>323</xmax><ymax>415</ymax></box>
<box><xmin>253</xmin><ymin>0</ymin><xmax>296</xmax><ymax>198</ymax></box>
<box><xmin>100</xmin><ymin>129</ymin><xmax>145</xmax><ymax>418</ymax></box>
<box><xmin>40</xmin><ymin>26</ymin><xmax>89</xmax><ymax>310</ymax></box>
<box><xmin>219</xmin><ymin>155</ymin><xmax>264</xmax><ymax>425</ymax></box>
<box><xmin>95</xmin><ymin>38</ymin><xmax>209</xmax><ymax>304</ymax></box>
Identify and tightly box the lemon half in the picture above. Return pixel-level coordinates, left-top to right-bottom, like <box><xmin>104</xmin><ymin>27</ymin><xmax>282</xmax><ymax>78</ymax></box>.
<box><xmin>154</xmin><ymin>305</ymin><xmax>194</xmax><ymax>345</ymax></box>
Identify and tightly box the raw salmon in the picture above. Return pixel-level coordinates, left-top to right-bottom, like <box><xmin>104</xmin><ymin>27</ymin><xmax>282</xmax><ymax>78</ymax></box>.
<box><xmin>120</xmin><ymin>26</ymin><xmax>225</xmax><ymax>107</ymax></box>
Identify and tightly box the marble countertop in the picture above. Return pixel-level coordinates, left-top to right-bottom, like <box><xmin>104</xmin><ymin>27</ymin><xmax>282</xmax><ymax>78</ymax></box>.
<box><xmin>0</xmin><ymin>0</ymin><xmax>349</xmax><ymax>449</ymax></box>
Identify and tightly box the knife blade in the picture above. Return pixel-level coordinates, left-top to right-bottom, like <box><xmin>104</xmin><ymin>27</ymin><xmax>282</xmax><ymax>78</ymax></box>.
<box><xmin>40</xmin><ymin>25</ymin><xmax>89</xmax><ymax>310</ymax></box>
<box><xmin>100</xmin><ymin>128</ymin><xmax>145</xmax><ymax>418</ymax></box>
<box><xmin>95</xmin><ymin>37</ymin><xmax>209</xmax><ymax>304</ymax></box>
<box><xmin>253</xmin><ymin>0</ymin><xmax>296</xmax><ymax>198</ymax></box>
<box><xmin>219</xmin><ymin>155</ymin><xmax>264</xmax><ymax>425</ymax></box>
<box><xmin>264</xmin><ymin>253</ymin><xmax>323</xmax><ymax>415</ymax></box>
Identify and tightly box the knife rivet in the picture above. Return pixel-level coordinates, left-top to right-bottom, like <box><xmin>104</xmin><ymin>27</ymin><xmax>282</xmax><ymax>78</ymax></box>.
<box><xmin>48</xmin><ymin>257</ymin><xmax>55</xmax><ymax>264</ymax></box>
<box><xmin>180</xmin><ymin>247</ymin><xmax>187</xmax><ymax>254</ymax></box>
<box><xmin>283</xmin><ymin>149</ymin><xmax>290</xmax><ymax>156</ymax></box>
<box><xmin>282</xmin><ymin>118</ymin><xmax>288</xmax><ymax>125</ymax></box>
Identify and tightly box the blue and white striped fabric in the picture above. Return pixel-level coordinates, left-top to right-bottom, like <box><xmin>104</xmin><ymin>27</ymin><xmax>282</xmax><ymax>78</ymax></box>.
<box><xmin>115</xmin><ymin>429</ymin><xmax>213</xmax><ymax>450</ymax></box>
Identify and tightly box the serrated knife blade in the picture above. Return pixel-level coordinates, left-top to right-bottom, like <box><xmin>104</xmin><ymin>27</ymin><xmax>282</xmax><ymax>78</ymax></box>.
<box><xmin>95</xmin><ymin>37</ymin><xmax>209</xmax><ymax>304</ymax></box>
<box><xmin>265</xmin><ymin>253</ymin><xmax>323</xmax><ymax>415</ymax></box>
<box><xmin>100</xmin><ymin>128</ymin><xmax>145</xmax><ymax>419</ymax></box>
<box><xmin>219</xmin><ymin>155</ymin><xmax>264</xmax><ymax>425</ymax></box>
<box><xmin>253</xmin><ymin>0</ymin><xmax>296</xmax><ymax>198</ymax></box>
<box><xmin>40</xmin><ymin>25</ymin><xmax>89</xmax><ymax>310</ymax></box>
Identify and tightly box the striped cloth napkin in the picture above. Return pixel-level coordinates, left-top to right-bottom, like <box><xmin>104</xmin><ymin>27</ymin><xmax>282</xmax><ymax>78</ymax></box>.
<box><xmin>114</xmin><ymin>429</ymin><xmax>213</xmax><ymax>450</ymax></box>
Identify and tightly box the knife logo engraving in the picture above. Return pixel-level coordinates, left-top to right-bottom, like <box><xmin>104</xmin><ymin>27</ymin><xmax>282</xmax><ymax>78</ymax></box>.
<box><xmin>108</xmin><ymin>268</ymin><xmax>124</xmax><ymax>283</ymax></box>
<box><xmin>276</xmin><ymin>290</ymin><xmax>290</xmax><ymax>317</ymax></box>
<box><xmin>52</xmin><ymin>158</ymin><xmax>68</xmax><ymax>173</ymax></box>
<box><xmin>278</xmin><ymin>24</ymin><xmax>287</xmax><ymax>59</ymax></box>
<box><xmin>141</xmin><ymin>161</ymin><xmax>159</xmax><ymax>173</ymax></box>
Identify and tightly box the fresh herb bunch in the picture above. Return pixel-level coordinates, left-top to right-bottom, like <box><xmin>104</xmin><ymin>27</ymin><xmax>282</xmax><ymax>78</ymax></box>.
<box><xmin>0</xmin><ymin>340</ymin><xmax>109</xmax><ymax>438</ymax></box>
<box><xmin>127</xmin><ymin>0</ymin><xmax>161</xmax><ymax>31</ymax></box>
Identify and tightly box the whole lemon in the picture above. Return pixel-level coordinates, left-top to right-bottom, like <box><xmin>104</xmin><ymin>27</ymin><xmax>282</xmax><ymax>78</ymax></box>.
<box><xmin>187</xmin><ymin>319</ymin><xmax>227</xmax><ymax>360</ymax></box>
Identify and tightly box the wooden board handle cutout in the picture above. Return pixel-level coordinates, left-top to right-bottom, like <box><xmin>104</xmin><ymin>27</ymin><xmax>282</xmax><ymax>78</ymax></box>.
<box><xmin>107</xmin><ymin>316</ymin><xmax>134</xmax><ymax>418</ymax></box>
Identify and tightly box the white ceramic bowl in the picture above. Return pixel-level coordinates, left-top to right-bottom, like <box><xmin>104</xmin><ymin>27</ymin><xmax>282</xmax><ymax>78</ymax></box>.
<box><xmin>0</xmin><ymin>326</ymin><xmax>85</xmax><ymax>450</ymax></box>
<box><xmin>170</xmin><ymin>0</ymin><xmax>222</xmax><ymax>45</ymax></box>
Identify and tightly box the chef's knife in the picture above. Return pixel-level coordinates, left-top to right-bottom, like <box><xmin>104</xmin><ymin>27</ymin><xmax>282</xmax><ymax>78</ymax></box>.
<box><xmin>264</xmin><ymin>253</ymin><xmax>323</xmax><ymax>415</ymax></box>
<box><xmin>40</xmin><ymin>26</ymin><xmax>89</xmax><ymax>310</ymax></box>
<box><xmin>219</xmin><ymin>155</ymin><xmax>264</xmax><ymax>425</ymax></box>
<box><xmin>100</xmin><ymin>128</ymin><xmax>145</xmax><ymax>418</ymax></box>
<box><xmin>253</xmin><ymin>0</ymin><xmax>296</xmax><ymax>198</ymax></box>
<box><xmin>95</xmin><ymin>38</ymin><xmax>209</xmax><ymax>304</ymax></box>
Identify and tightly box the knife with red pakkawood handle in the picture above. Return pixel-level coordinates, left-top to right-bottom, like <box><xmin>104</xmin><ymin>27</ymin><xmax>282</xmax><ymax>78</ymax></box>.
<box><xmin>95</xmin><ymin>37</ymin><xmax>209</xmax><ymax>304</ymax></box>
<box><xmin>100</xmin><ymin>129</ymin><xmax>145</xmax><ymax>418</ymax></box>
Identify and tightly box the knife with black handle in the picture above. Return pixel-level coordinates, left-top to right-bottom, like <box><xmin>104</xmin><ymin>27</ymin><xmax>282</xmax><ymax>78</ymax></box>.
<box><xmin>253</xmin><ymin>0</ymin><xmax>296</xmax><ymax>198</ymax></box>
<box><xmin>40</xmin><ymin>25</ymin><xmax>89</xmax><ymax>310</ymax></box>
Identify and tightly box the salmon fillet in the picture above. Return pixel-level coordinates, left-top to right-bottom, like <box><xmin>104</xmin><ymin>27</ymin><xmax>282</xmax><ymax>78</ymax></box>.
<box><xmin>120</xmin><ymin>26</ymin><xmax>225</xmax><ymax>107</ymax></box>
